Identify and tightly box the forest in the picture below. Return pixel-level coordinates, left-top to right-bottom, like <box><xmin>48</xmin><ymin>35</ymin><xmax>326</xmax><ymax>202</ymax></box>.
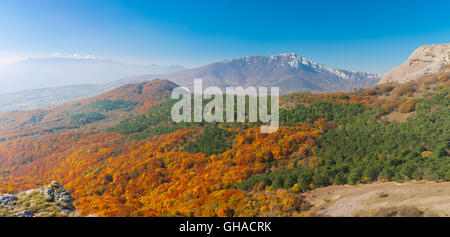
<box><xmin>0</xmin><ymin>71</ymin><xmax>448</xmax><ymax>216</ymax></box>
<box><xmin>234</xmin><ymin>86</ymin><xmax>449</xmax><ymax>192</ymax></box>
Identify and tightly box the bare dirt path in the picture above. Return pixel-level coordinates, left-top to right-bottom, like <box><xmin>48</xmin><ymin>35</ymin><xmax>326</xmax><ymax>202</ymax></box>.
<box><xmin>303</xmin><ymin>181</ymin><xmax>450</xmax><ymax>217</ymax></box>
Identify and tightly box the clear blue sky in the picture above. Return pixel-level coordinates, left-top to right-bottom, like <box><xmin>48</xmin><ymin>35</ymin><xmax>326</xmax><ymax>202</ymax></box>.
<box><xmin>0</xmin><ymin>0</ymin><xmax>449</xmax><ymax>73</ymax></box>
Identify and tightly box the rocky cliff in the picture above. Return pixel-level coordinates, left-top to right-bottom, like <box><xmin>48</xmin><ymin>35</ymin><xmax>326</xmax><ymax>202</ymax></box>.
<box><xmin>379</xmin><ymin>43</ymin><xmax>450</xmax><ymax>84</ymax></box>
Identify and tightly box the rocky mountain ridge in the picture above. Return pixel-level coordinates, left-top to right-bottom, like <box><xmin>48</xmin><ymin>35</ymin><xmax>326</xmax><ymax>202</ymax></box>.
<box><xmin>158</xmin><ymin>53</ymin><xmax>381</xmax><ymax>94</ymax></box>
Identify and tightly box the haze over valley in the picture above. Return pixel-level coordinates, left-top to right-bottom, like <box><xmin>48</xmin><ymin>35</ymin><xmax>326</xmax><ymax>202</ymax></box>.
<box><xmin>0</xmin><ymin>56</ymin><xmax>185</xmax><ymax>94</ymax></box>
<box><xmin>0</xmin><ymin>53</ymin><xmax>382</xmax><ymax>111</ymax></box>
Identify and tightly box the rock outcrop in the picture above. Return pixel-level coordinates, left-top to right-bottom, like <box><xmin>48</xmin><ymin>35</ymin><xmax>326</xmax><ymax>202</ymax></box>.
<box><xmin>0</xmin><ymin>181</ymin><xmax>77</xmax><ymax>217</ymax></box>
<box><xmin>39</xmin><ymin>181</ymin><xmax>73</xmax><ymax>202</ymax></box>
<box><xmin>0</xmin><ymin>194</ymin><xmax>18</xmax><ymax>205</ymax></box>
<box><xmin>379</xmin><ymin>43</ymin><xmax>450</xmax><ymax>84</ymax></box>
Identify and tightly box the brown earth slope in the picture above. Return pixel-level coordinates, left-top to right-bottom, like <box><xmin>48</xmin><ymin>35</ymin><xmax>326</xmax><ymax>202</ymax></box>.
<box><xmin>304</xmin><ymin>181</ymin><xmax>450</xmax><ymax>217</ymax></box>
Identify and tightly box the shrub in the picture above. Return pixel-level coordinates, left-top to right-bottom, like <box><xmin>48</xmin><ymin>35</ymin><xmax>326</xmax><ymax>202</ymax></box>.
<box><xmin>363</xmin><ymin>88</ymin><xmax>377</xmax><ymax>96</ymax></box>
<box><xmin>379</xmin><ymin>84</ymin><xmax>395</xmax><ymax>93</ymax></box>
<box><xmin>396</xmin><ymin>84</ymin><xmax>415</xmax><ymax>96</ymax></box>
<box><xmin>334</xmin><ymin>172</ymin><xmax>347</xmax><ymax>185</ymax></box>
<box><xmin>399</xmin><ymin>99</ymin><xmax>416</xmax><ymax>113</ymax></box>
<box><xmin>217</xmin><ymin>206</ymin><xmax>234</xmax><ymax>217</ymax></box>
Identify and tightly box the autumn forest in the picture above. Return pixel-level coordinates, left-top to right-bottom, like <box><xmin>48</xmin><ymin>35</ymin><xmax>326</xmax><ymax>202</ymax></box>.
<box><xmin>0</xmin><ymin>68</ymin><xmax>448</xmax><ymax>217</ymax></box>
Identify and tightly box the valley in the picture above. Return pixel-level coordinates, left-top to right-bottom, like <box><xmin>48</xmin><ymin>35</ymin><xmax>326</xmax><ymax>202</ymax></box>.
<box><xmin>0</xmin><ymin>44</ymin><xmax>448</xmax><ymax>217</ymax></box>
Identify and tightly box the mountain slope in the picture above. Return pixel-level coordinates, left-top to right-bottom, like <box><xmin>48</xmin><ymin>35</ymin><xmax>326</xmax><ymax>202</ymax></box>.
<box><xmin>0</xmin><ymin>79</ymin><xmax>178</xmax><ymax>141</ymax></box>
<box><xmin>0</xmin><ymin>74</ymin><xmax>165</xmax><ymax>112</ymax></box>
<box><xmin>304</xmin><ymin>181</ymin><xmax>450</xmax><ymax>217</ymax></box>
<box><xmin>0</xmin><ymin>57</ymin><xmax>185</xmax><ymax>94</ymax></box>
<box><xmin>379</xmin><ymin>43</ymin><xmax>450</xmax><ymax>84</ymax></box>
<box><xmin>157</xmin><ymin>53</ymin><xmax>381</xmax><ymax>94</ymax></box>
<box><xmin>0</xmin><ymin>65</ymin><xmax>447</xmax><ymax>217</ymax></box>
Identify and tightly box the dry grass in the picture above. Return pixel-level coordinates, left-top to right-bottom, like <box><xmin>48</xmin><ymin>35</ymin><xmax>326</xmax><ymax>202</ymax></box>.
<box><xmin>370</xmin><ymin>206</ymin><xmax>427</xmax><ymax>217</ymax></box>
<box><xmin>304</xmin><ymin>181</ymin><xmax>450</xmax><ymax>217</ymax></box>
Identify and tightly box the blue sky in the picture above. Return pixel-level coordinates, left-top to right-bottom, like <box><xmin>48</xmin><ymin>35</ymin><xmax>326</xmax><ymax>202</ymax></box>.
<box><xmin>0</xmin><ymin>0</ymin><xmax>449</xmax><ymax>73</ymax></box>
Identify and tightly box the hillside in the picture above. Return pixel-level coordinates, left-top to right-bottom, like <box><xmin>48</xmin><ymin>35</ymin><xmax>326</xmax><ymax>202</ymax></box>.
<box><xmin>304</xmin><ymin>181</ymin><xmax>450</xmax><ymax>217</ymax></box>
<box><xmin>157</xmin><ymin>53</ymin><xmax>381</xmax><ymax>94</ymax></box>
<box><xmin>0</xmin><ymin>63</ymin><xmax>448</xmax><ymax>216</ymax></box>
<box><xmin>0</xmin><ymin>79</ymin><xmax>178</xmax><ymax>142</ymax></box>
<box><xmin>0</xmin><ymin>74</ymin><xmax>158</xmax><ymax>112</ymax></box>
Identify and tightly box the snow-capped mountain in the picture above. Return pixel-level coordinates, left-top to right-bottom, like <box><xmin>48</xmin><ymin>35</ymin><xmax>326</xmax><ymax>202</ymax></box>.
<box><xmin>157</xmin><ymin>53</ymin><xmax>381</xmax><ymax>94</ymax></box>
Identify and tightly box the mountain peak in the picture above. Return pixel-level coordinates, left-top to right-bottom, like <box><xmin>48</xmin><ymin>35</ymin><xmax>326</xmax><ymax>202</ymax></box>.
<box><xmin>159</xmin><ymin>54</ymin><xmax>381</xmax><ymax>94</ymax></box>
<box><xmin>96</xmin><ymin>79</ymin><xmax>178</xmax><ymax>102</ymax></box>
<box><xmin>276</xmin><ymin>52</ymin><xmax>297</xmax><ymax>57</ymax></box>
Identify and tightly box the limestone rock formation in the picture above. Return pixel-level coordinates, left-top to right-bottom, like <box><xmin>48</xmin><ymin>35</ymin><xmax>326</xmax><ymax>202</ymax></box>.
<box><xmin>0</xmin><ymin>181</ymin><xmax>77</xmax><ymax>217</ymax></box>
<box><xmin>380</xmin><ymin>43</ymin><xmax>450</xmax><ymax>84</ymax></box>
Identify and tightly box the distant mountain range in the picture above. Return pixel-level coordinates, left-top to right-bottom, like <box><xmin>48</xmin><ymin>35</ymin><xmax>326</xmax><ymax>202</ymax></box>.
<box><xmin>0</xmin><ymin>53</ymin><xmax>382</xmax><ymax>111</ymax></box>
<box><xmin>156</xmin><ymin>53</ymin><xmax>381</xmax><ymax>94</ymax></box>
<box><xmin>0</xmin><ymin>57</ymin><xmax>186</xmax><ymax>94</ymax></box>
